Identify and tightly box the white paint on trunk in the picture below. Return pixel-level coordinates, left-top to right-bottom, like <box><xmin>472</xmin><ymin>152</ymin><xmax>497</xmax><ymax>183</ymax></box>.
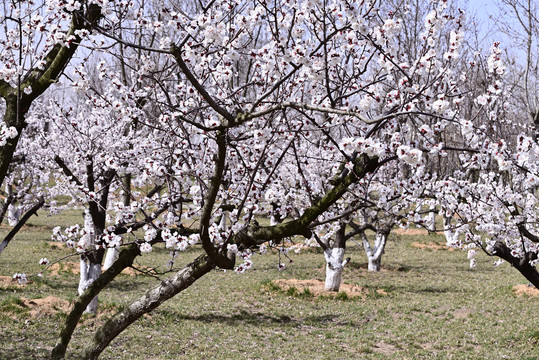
<box><xmin>443</xmin><ymin>215</ymin><xmax>458</xmax><ymax>247</ymax></box>
<box><xmin>78</xmin><ymin>258</ymin><xmax>89</xmax><ymax>296</ymax></box>
<box><xmin>7</xmin><ymin>203</ymin><xmax>20</xmax><ymax>226</ymax></box>
<box><xmin>85</xmin><ymin>263</ymin><xmax>102</xmax><ymax>314</ymax></box>
<box><xmin>362</xmin><ymin>231</ymin><xmax>387</xmax><ymax>272</ymax></box>
<box><xmin>103</xmin><ymin>247</ymin><xmax>119</xmax><ymax>271</ymax></box>
<box><xmin>78</xmin><ymin>259</ymin><xmax>101</xmax><ymax>313</ymax></box>
<box><xmin>427</xmin><ymin>205</ymin><xmax>436</xmax><ymax>232</ymax></box>
<box><xmin>219</xmin><ymin>210</ymin><xmax>227</xmax><ymax>231</ymax></box>
<box><xmin>324</xmin><ymin>247</ymin><xmax>346</xmax><ymax>291</ymax></box>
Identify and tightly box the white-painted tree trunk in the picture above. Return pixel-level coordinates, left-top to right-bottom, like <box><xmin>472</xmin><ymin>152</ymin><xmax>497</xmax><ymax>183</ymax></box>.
<box><xmin>324</xmin><ymin>247</ymin><xmax>347</xmax><ymax>291</ymax></box>
<box><xmin>427</xmin><ymin>205</ymin><xmax>436</xmax><ymax>232</ymax></box>
<box><xmin>104</xmin><ymin>176</ymin><xmax>129</xmax><ymax>271</ymax></box>
<box><xmin>78</xmin><ymin>258</ymin><xmax>88</xmax><ymax>296</ymax></box>
<box><xmin>85</xmin><ymin>263</ymin><xmax>101</xmax><ymax>314</ymax></box>
<box><xmin>219</xmin><ymin>210</ymin><xmax>228</xmax><ymax>231</ymax></box>
<box><xmin>443</xmin><ymin>215</ymin><xmax>458</xmax><ymax>247</ymax></box>
<box><xmin>78</xmin><ymin>214</ymin><xmax>103</xmax><ymax>314</ymax></box>
<box><xmin>7</xmin><ymin>203</ymin><xmax>20</xmax><ymax>226</ymax></box>
<box><xmin>78</xmin><ymin>259</ymin><xmax>102</xmax><ymax>314</ymax></box>
<box><xmin>362</xmin><ymin>231</ymin><xmax>387</xmax><ymax>272</ymax></box>
<box><xmin>103</xmin><ymin>248</ymin><xmax>119</xmax><ymax>271</ymax></box>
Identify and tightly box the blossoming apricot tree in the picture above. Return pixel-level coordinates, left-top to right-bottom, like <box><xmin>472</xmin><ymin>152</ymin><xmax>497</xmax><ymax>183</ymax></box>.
<box><xmin>1</xmin><ymin>1</ymin><xmax>537</xmax><ymax>359</ymax></box>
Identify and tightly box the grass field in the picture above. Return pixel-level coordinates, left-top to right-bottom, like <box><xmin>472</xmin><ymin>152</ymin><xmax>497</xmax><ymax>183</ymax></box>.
<box><xmin>0</xmin><ymin>210</ymin><xmax>537</xmax><ymax>359</ymax></box>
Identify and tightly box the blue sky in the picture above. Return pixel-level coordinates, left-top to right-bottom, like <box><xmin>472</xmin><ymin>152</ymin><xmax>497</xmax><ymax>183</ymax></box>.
<box><xmin>463</xmin><ymin>0</ymin><xmax>528</xmax><ymax>60</ymax></box>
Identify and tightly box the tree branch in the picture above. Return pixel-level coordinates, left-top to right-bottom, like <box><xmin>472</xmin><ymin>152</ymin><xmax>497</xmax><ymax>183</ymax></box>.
<box><xmin>170</xmin><ymin>45</ymin><xmax>235</xmax><ymax>123</ymax></box>
<box><xmin>51</xmin><ymin>243</ymin><xmax>141</xmax><ymax>360</ymax></box>
<box><xmin>492</xmin><ymin>240</ymin><xmax>539</xmax><ymax>287</ymax></box>
<box><xmin>241</xmin><ymin>154</ymin><xmax>379</xmax><ymax>245</ymax></box>
<box><xmin>198</xmin><ymin>130</ymin><xmax>234</xmax><ymax>268</ymax></box>
<box><xmin>54</xmin><ymin>155</ymin><xmax>83</xmax><ymax>187</ymax></box>
<box><xmin>0</xmin><ymin>197</ymin><xmax>45</xmax><ymax>257</ymax></box>
<box><xmin>80</xmin><ymin>254</ymin><xmax>215</xmax><ymax>360</ymax></box>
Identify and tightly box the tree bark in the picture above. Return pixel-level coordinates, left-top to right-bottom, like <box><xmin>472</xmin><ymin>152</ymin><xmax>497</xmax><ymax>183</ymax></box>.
<box><xmin>0</xmin><ymin>197</ymin><xmax>44</xmax><ymax>256</ymax></box>
<box><xmin>0</xmin><ymin>5</ymin><xmax>102</xmax><ymax>188</ymax></box>
<box><xmin>103</xmin><ymin>247</ymin><xmax>119</xmax><ymax>271</ymax></box>
<box><xmin>51</xmin><ymin>244</ymin><xmax>140</xmax><ymax>360</ymax></box>
<box><xmin>427</xmin><ymin>205</ymin><xmax>436</xmax><ymax>232</ymax></box>
<box><xmin>443</xmin><ymin>214</ymin><xmax>458</xmax><ymax>247</ymax></box>
<box><xmin>324</xmin><ymin>222</ymin><xmax>347</xmax><ymax>291</ymax></box>
<box><xmin>78</xmin><ymin>214</ymin><xmax>106</xmax><ymax>314</ymax></box>
<box><xmin>361</xmin><ymin>230</ymin><xmax>388</xmax><ymax>272</ymax></box>
<box><xmin>324</xmin><ymin>247</ymin><xmax>346</xmax><ymax>291</ymax></box>
<box><xmin>493</xmin><ymin>241</ymin><xmax>539</xmax><ymax>288</ymax></box>
<box><xmin>104</xmin><ymin>175</ymin><xmax>131</xmax><ymax>270</ymax></box>
<box><xmin>80</xmin><ymin>255</ymin><xmax>215</xmax><ymax>360</ymax></box>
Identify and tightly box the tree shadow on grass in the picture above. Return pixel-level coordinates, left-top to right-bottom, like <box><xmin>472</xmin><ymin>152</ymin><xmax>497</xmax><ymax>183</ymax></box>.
<box><xmin>175</xmin><ymin>310</ymin><xmax>361</xmax><ymax>328</ymax></box>
<box><xmin>0</xmin><ymin>341</ymin><xmax>51</xmax><ymax>360</ymax></box>
<box><xmin>105</xmin><ymin>279</ymin><xmax>151</xmax><ymax>292</ymax></box>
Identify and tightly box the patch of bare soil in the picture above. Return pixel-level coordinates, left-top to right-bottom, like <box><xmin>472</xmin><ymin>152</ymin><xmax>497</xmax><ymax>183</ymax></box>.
<box><xmin>394</xmin><ymin>228</ymin><xmax>429</xmax><ymax>236</ymax></box>
<box><xmin>410</xmin><ymin>241</ymin><xmax>456</xmax><ymax>251</ymax></box>
<box><xmin>452</xmin><ymin>308</ymin><xmax>473</xmax><ymax>319</ymax></box>
<box><xmin>272</xmin><ymin>278</ymin><xmax>373</xmax><ymax>298</ymax></box>
<box><xmin>48</xmin><ymin>262</ymin><xmax>80</xmax><ymax>276</ymax></box>
<box><xmin>372</xmin><ymin>342</ymin><xmax>397</xmax><ymax>355</ymax></box>
<box><xmin>0</xmin><ymin>275</ymin><xmax>31</xmax><ymax>288</ymax></box>
<box><xmin>513</xmin><ymin>284</ymin><xmax>539</xmax><ymax>297</ymax></box>
<box><xmin>20</xmin><ymin>295</ymin><xmax>71</xmax><ymax>317</ymax></box>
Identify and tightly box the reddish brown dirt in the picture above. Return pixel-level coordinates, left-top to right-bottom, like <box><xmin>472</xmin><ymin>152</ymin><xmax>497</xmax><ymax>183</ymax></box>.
<box><xmin>272</xmin><ymin>278</ymin><xmax>387</xmax><ymax>298</ymax></box>
<box><xmin>20</xmin><ymin>295</ymin><xmax>71</xmax><ymax>317</ymax></box>
<box><xmin>394</xmin><ymin>228</ymin><xmax>429</xmax><ymax>236</ymax></box>
<box><xmin>513</xmin><ymin>284</ymin><xmax>539</xmax><ymax>297</ymax></box>
<box><xmin>0</xmin><ymin>275</ymin><xmax>31</xmax><ymax>288</ymax></box>
<box><xmin>48</xmin><ymin>262</ymin><xmax>80</xmax><ymax>275</ymax></box>
<box><xmin>372</xmin><ymin>342</ymin><xmax>397</xmax><ymax>355</ymax></box>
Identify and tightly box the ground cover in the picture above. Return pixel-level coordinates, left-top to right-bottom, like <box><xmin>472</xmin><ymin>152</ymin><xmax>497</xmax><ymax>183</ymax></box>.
<box><xmin>0</xmin><ymin>211</ymin><xmax>537</xmax><ymax>359</ymax></box>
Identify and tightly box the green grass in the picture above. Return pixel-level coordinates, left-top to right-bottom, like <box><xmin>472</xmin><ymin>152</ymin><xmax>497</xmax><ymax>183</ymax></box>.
<box><xmin>0</xmin><ymin>210</ymin><xmax>537</xmax><ymax>359</ymax></box>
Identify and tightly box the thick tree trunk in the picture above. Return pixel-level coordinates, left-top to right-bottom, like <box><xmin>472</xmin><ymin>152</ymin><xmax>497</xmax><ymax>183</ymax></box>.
<box><xmin>51</xmin><ymin>244</ymin><xmax>140</xmax><ymax>360</ymax></box>
<box><xmin>103</xmin><ymin>248</ymin><xmax>119</xmax><ymax>271</ymax></box>
<box><xmin>85</xmin><ymin>263</ymin><xmax>102</xmax><ymax>313</ymax></box>
<box><xmin>78</xmin><ymin>215</ymin><xmax>105</xmax><ymax>314</ymax></box>
<box><xmin>368</xmin><ymin>256</ymin><xmax>381</xmax><ymax>272</ymax></box>
<box><xmin>427</xmin><ymin>205</ymin><xmax>436</xmax><ymax>232</ymax></box>
<box><xmin>80</xmin><ymin>255</ymin><xmax>215</xmax><ymax>360</ymax></box>
<box><xmin>78</xmin><ymin>257</ymin><xmax>103</xmax><ymax>314</ymax></box>
<box><xmin>443</xmin><ymin>215</ymin><xmax>458</xmax><ymax>247</ymax></box>
<box><xmin>362</xmin><ymin>230</ymin><xmax>388</xmax><ymax>272</ymax></box>
<box><xmin>324</xmin><ymin>247</ymin><xmax>346</xmax><ymax>291</ymax></box>
<box><xmin>493</xmin><ymin>241</ymin><xmax>539</xmax><ymax>288</ymax></box>
<box><xmin>324</xmin><ymin>223</ymin><xmax>348</xmax><ymax>291</ymax></box>
<box><xmin>104</xmin><ymin>175</ymin><xmax>131</xmax><ymax>271</ymax></box>
<box><xmin>78</xmin><ymin>258</ymin><xmax>89</xmax><ymax>296</ymax></box>
<box><xmin>7</xmin><ymin>204</ymin><xmax>20</xmax><ymax>226</ymax></box>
